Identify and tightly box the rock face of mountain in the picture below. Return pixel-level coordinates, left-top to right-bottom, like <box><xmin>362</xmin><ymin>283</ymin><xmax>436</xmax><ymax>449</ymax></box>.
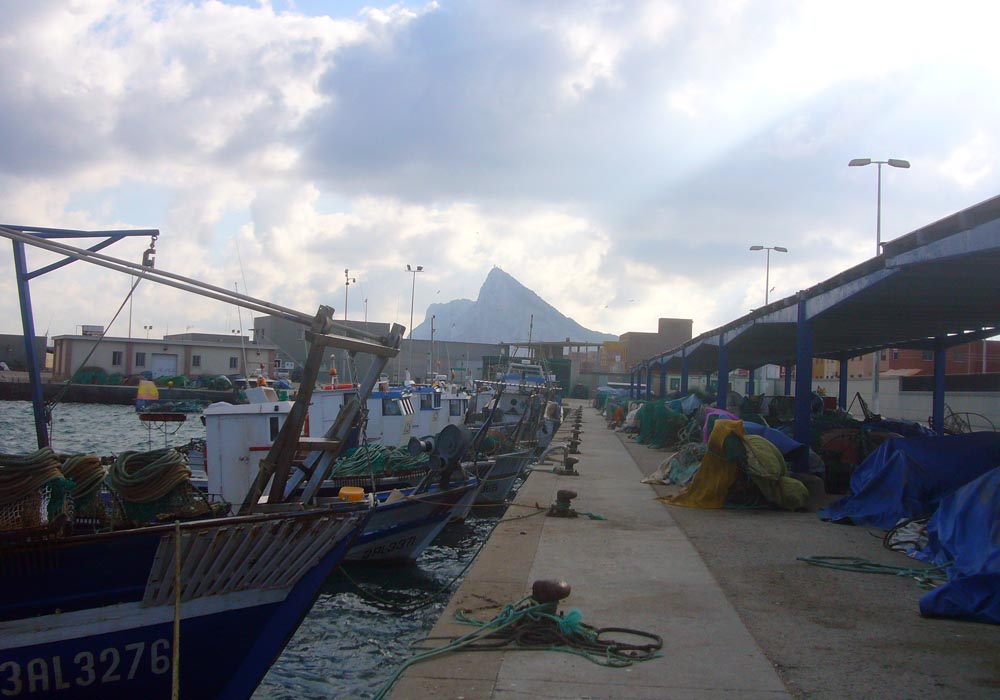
<box><xmin>410</xmin><ymin>267</ymin><xmax>617</xmax><ymax>344</ymax></box>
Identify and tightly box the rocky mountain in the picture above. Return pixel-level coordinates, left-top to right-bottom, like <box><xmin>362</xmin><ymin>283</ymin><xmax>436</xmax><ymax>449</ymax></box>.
<box><xmin>410</xmin><ymin>267</ymin><xmax>617</xmax><ymax>344</ymax></box>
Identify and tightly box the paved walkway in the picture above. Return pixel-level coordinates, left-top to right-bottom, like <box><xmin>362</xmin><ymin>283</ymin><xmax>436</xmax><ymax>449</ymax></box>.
<box><xmin>389</xmin><ymin>399</ymin><xmax>792</xmax><ymax>699</ymax></box>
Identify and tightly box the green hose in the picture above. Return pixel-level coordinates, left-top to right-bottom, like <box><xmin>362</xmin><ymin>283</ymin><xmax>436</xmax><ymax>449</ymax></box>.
<box><xmin>797</xmin><ymin>555</ymin><xmax>949</xmax><ymax>589</ymax></box>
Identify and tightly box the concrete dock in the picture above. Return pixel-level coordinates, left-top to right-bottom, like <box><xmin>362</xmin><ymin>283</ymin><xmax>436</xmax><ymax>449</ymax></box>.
<box><xmin>389</xmin><ymin>399</ymin><xmax>1000</xmax><ymax>699</ymax></box>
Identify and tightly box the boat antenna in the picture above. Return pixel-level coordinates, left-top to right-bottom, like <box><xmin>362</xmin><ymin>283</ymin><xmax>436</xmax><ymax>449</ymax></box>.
<box><xmin>235</xmin><ymin>282</ymin><xmax>250</xmax><ymax>377</ymax></box>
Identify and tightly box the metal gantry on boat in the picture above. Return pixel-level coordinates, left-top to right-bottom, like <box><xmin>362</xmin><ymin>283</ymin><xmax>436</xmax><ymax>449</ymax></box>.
<box><xmin>0</xmin><ymin>224</ymin><xmax>403</xmax><ymax>700</ymax></box>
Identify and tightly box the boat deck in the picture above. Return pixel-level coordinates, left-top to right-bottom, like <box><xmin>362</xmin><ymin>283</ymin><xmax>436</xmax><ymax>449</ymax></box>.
<box><xmin>389</xmin><ymin>398</ymin><xmax>1000</xmax><ymax>699</ymax></box>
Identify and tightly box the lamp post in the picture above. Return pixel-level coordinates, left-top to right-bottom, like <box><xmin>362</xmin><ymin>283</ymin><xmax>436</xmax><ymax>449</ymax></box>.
<box><xmin>849</xmin><ymin>157</ymin><xmax>910</xmax><ymax>414</ymax></box>
<box><xmin>430</xmin><ymin>314</ymin><xmax>436</xmax><ymax>379</ymax></box>
<box><xmin>406</xmin><ymin>264</ymin><xmax>424</xmax><ymax>378</ymax></box>
<box><xmin>748</xmin><ymin>245</ymin><xmax>788</xmax><ymax>305</ymax></box>
<box><xmin>344</xmin><ymin>269</ymin><xmax>356</xmax><ymax>321</ymax></box>
<box><xmin>143</xmin><ymin>324</ymin><xmax>153</xmax><ymax>339</ymax></box>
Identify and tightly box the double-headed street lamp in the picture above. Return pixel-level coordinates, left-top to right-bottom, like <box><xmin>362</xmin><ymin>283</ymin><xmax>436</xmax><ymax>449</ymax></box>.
<box><xmin>849</xmin><ymin>157</ymin><xmax>910</xmax><ymax>414</ymax></box>
<box><xmin>344</xmin><ymin>269</ymin><xmax>356</xmax><ymax>321</ymax></box>
<box><xmin>406</xmin><ymin>264</ymin><xmax>424</xmax><ymax>378</ymax></box>
<box><xmin>749</xmin><ymin>245</ymin><xmax>788</xmax><ymax>305</ymax></box>
<box><xmin>848</xmin><ymin>158</ymin><xmax>910</xmax><ymax>254</ymax></box>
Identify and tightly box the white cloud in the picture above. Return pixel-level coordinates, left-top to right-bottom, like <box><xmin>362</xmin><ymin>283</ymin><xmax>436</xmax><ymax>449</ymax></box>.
<box><xmin>939</xmin><ymin>133</ymin><xmax>994</xmax><ymax>188</ymax></box>
<box><xmin>1</xmin><ymin>0</ymin><xmax>1000</xmax><ymax>348</ymax></box>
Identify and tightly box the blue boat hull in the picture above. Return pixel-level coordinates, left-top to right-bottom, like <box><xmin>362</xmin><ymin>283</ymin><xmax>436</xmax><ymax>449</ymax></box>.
<box><xmin>0</xmin><ymin>508</ymin><xmax>370</xmax><ymax>700</ymax></box>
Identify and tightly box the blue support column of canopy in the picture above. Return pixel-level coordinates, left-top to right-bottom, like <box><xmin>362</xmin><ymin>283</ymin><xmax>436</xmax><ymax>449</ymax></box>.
<box><xmin>629</xmin><ymin>370</ymin><xmax>636</xmax><ymax>399</ymax></box>
<box><xmin>932</xmin><ymin>337</ymin><xmax>947</xmax><ymax>434</ymax></box>
<box><xmin>644</xmin><ymin>363</ymin><xmax>652</xmax><ymax>400</ymax></box>
<box><xmin>658</xmin><ymin>362</ymin><xmax>666</xmax><ymax>398</ymax></box>
<box><xmin>838</xmin><ymin>356</ymin><xmax>849</xmax><ymax>410</ymax></box>
<box><xmin>715</xmin><ymin>333</ymin><xmax>728</xmax><ymax>409</ymax></box>
<box><xmin>747</xmin><ymin>366</ymin><xmax>755</xmax><ymax>396</ymax></box>
<box><xmin>792</xmin><ymin>296</ymin><xmax>813</xmax><ymax>472</ymax></box>
<box><xmin>680</xmin><ymin>347</ymin><xmax>689</xmax><ymax>394</ymax></box>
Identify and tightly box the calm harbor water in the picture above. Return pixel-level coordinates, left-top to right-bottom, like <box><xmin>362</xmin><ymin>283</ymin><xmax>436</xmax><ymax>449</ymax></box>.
<box><xmin>0</xmin><ymin>400</ymin><xmax>497</xmax><ymax>699</ymax></box>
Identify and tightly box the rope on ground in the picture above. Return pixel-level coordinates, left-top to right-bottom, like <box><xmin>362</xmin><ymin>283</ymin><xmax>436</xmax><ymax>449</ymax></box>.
<box><xmin>371</xmin><ymin>597</ymin><xmax>663</xmax><ymax>700</ymax></box>
<box><xmin>796</xmin><ymin>555</ymin><xmax>949</xmax><ymax>589</ymax></box>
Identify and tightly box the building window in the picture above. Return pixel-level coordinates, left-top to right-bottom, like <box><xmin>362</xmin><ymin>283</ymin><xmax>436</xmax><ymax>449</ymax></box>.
<box><xmin>892</xmin><ymin>350</ymin><xmax>899</xmax><ymax>360</ymax></box>
<box><xmin>192</xmin><ymin>355</ymin><xmax>201</xmax><ymax>368</ymax></box>
<box><xmin>954</xmin><ymin>352</ymin><xmax>967</xmax><ymax>363</ymax></box>
<box><xmin>112</xmin><ymin>351</ymin><xmax>123</xmax><ymax>366</ymax></box>
<box><xmin>922</xmin><ymin>351</ymin><xmax>933</xmax><ymax>361</ymax></box>
<box><xmin>879</xmin><ymin>350</ymin><xmax>887</xmax><ymax>360</ymax></box>
<box><xmin>229</xmin><ymin>356</ymin><xmax>238</xmax><ymax>369</ymax></box>
<box><xmin>135</xmin><ymin>352</ymin><xmax>146</xmax><ymax>367</ymax></box>
<box><xmin>670</xmin><ymin>378</ymin><xmax>680</xmax><ymax>391</ymax></box>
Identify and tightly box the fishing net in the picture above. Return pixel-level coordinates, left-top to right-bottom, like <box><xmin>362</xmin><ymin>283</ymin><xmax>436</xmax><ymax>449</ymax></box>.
<box><xmin>0</xmin><ymin>448</ymin><xmax>76</xmax><ymax>533</ymax></box>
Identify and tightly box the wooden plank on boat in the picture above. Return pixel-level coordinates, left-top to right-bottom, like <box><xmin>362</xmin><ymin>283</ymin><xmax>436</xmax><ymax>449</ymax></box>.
<box><xmin>297</xmin><ymin>436</ymin><xmax>343</xmax><ymax>451</ymax></box>
<box><xmin>138</xmin><ymin>412</ymin><xmax>187</xmax><ymax>422</ymax></box>
<box><xmin>304</xmin><ymin>330</ymin><xmax>399</xmax><ymax>358</ymax></box>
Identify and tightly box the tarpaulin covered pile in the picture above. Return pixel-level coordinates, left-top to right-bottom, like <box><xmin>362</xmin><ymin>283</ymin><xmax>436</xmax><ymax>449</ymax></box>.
<box><xmin>914</xmin><ymin>466</ymin><xmax>1000</xmax><ymax>624</ymax></box>
<box><xmin>819</xmin><ymin>432</ymin><xmax>1000</xmax><ymax>528</ymax></box>
<box><xmin>636</xmin><ymin>400</ymin><xmax>688</xmax><ymax>449</ymax></box>
<box><xmin>663</xmin><ymin>419</ymin><xmax>809</xmax><ymax>510</ymax></box>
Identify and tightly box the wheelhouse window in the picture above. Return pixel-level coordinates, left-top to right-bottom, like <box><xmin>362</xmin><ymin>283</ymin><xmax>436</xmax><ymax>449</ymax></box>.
<box><xmin>383</xmin><ymin>398</ymin><xmax>402</xmax><ymax>416</ymax></box>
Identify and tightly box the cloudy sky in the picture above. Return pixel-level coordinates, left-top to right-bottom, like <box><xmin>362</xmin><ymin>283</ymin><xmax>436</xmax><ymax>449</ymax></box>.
<box><xmin>1</xmin><ymin>0</ymin><xmax>997</xmax><ymax>343</ymax></box>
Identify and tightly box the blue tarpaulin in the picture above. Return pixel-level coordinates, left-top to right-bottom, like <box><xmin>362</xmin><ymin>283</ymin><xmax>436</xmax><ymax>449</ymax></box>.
<box><xmin>915</xmin><ymin>466</ymin><xmax>1000</xmax><ymax>624</ymax></box>
<box><xmin>819</xmin><ymin>432</ymin><xmax>1000</xmax><ymax>528</ymax></box>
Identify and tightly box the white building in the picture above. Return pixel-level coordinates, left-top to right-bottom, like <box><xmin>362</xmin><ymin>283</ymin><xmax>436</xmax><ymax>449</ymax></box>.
<box><xmin>52</xmin><ymin>332</ymin><xmax>278</xmax><ymax>381</ymax></box>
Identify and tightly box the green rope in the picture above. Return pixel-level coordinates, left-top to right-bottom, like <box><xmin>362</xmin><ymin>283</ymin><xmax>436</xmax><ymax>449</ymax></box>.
<box><xmin>108</xmin><ymin>448</ymin><xmax>191</xmax><ymax>503</ymax></box>
<box><xmin>797</xmin><ymin>555</ymin><xmax>949</xmax><ymax>589</ymax></box>
<box><xmin>372</xmin><ymin>598</ymin><xmax>662</xmax><ymax>699</ymax></box>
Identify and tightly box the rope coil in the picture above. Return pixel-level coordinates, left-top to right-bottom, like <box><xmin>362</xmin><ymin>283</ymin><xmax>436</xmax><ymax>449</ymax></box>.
<box><xmin>109</xmin><ymin>448</ymin><xmax>192</xmax><ymax>503</ymax></box>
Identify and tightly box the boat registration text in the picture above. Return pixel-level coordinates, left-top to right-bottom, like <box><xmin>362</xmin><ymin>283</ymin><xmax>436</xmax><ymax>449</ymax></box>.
<box><xmin>0</xmin><ymin>639</ymin><xmax>170</xmax><ymax>696</ymax></box>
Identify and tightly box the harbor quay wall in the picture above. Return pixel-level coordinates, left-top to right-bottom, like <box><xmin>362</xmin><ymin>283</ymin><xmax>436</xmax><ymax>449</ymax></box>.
<box><xmin>0</xmin><ymin>378</ymin><xmax>236</xmax><ymax>405</ymax></box>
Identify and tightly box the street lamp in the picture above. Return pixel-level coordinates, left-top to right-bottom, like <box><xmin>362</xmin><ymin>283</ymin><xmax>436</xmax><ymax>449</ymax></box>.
<box><xmin>848</xmin><ymin>158</ymin><xmax>910</xmax><ymax>254</ymax></box>
<box><xmin>344</xmin><ymin>269</ymin><xmax>356</xmax><ymax>321</ymax></box>
<box><xmin>143</xmin><ymin>324</ymin><xmax>153</xmax><ymax>339</ymax></box>
<box><xmin>849</xmin><ymin>157</ymin><xmax>910</xmax><ymax>414</ymax></box>
<box><xmin>406</xmin><ymin>264</ymin><xmax>424</xmax><ymax>379</ymax></box>
<box><xmin>749</xmin><ymin>245</ymin><xmax>788</xmax><ymax>305</ymax></box>
<box><xmin>430</xmin><ymin>314</ymin><xmax>436</xmax><ymax>378</ymax></box>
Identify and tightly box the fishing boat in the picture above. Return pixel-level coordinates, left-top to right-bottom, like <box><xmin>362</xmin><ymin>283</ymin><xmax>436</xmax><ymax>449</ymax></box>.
<box><xmin>472</xmin><ymin>354</ymin><xmax>563</xmax><ymax>451</ymax></box>
<box><xmin>407</xmin><ymin>384</ymin><xmax>445</xmax><ymax>438</ymax></box>
<box><xmin>0</xmin><ymin>224</ymin><xmax>404</xmax><ymax>699</ymax></box>
<box><xmin>202</xmin><ymin>394</ymin><xmax>481</xmax><ymax>563</ymax></box>
<box><xmin>310</xmin><ymin>383</ymin><xmax>415</xmax><ymax>448</ymax></box>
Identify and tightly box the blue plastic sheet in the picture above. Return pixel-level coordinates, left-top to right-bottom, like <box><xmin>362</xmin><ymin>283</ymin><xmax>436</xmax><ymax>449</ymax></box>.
<box><xmin>819</xmin><ymin>432</ymin><xmax>1000</xmax><ymax>528</ymax></box>
<box><xmin>915</xmin><ymin>466</ymin><xmax>1000</xmax><ymax>624</ymax></box>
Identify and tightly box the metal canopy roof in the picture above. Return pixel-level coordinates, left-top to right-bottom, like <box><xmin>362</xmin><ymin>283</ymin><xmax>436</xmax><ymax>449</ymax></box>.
<box><xmin>643</xmin><ymin>193</ymin><xmax>1000</xmax><ymax>375</ymax></box>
